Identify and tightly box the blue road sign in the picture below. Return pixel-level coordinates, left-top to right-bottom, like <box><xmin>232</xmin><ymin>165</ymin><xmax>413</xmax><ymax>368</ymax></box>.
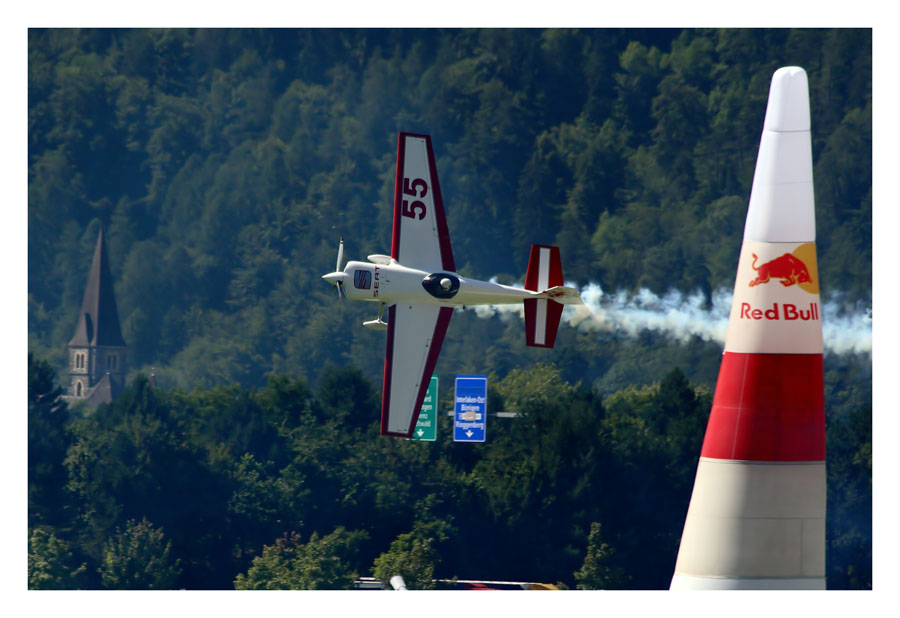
<box><xmin>453</xmin><ymin>375</ymin><xmax>487</xmax><ymax>443</ymax></box>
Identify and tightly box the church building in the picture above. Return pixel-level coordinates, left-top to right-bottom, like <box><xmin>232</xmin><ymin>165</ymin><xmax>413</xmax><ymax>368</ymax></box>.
<box><xmin>62</xmin><ymin>228</ymin><xmax>127</xmax><ymax>406</ymax></box>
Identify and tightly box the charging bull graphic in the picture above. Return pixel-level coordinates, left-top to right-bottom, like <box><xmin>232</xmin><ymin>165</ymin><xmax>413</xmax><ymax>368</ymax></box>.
<box><xmin>748</xmin><ymin>252</ymin><xmax>812</xmax><ymax>288</ymax></box>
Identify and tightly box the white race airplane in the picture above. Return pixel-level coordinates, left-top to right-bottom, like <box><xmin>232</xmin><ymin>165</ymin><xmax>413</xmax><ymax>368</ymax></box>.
<box><xmin>322</xmin><ymin>133</ymin><xmax>582</xmax><ymax>437</ymax></box>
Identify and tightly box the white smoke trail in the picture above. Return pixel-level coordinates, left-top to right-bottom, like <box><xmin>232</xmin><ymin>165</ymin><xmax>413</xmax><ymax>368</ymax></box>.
<box><xmin>467</xmin><ymin>281</ymin><xmax>872</xmax><ymax>356</ymax></box>
<box><xmin>821</xmin><ymin>304</ymin><xmax>872</xmax><ymax>355</ymax></box>
<box><xmin>566</xmin><ymin>283</ymin><xmax>732</xmax><ymax>344</ymax></box>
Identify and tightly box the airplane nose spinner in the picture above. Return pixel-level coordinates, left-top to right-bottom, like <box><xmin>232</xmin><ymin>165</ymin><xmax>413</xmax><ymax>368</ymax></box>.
<box><xmin>322</xmin><ymin>272</ymin><xmax>345</xmax><ymax>285</ymax></box>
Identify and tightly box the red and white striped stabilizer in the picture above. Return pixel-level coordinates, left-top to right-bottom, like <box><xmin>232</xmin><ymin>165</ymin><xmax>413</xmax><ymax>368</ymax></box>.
<box><xmin>524</xmin><ymin>244</ymin><xmax>564</xmax><ymax>348</ymax></box>
<box><xmin>670</xmin><ymin>67</ymin><xmax>826</xmax><ymax>590</ymax></box>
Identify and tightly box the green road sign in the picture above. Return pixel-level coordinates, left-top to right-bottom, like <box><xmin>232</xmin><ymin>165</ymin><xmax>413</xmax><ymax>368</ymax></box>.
<box><xmin>411</xmin><ymin>376</ymin><xmax>438</xmax><ymax>441</ymax></box>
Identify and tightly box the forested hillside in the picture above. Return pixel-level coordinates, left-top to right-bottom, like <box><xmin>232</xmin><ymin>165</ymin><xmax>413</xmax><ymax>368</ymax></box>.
<box><xmin>28</xmin><ymin>355</ymin><xmax>871</xmax><ymax>589</ymax></box>
<box><xmin>28</xmin><ymin>28</ymin><xmax>871</xmax><ymax>394</ymax></box>
<box><xmin>27</xmin><ymin>28</ymin><xmax>871</xmax><ymax>589</ymax></box>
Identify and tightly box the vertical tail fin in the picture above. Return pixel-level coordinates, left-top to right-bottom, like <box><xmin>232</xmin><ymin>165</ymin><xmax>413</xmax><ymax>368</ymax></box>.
<box><xmin>523</xmin><ymin>245</ymin><xmax>565</xmax><ymax>348</ymax></box>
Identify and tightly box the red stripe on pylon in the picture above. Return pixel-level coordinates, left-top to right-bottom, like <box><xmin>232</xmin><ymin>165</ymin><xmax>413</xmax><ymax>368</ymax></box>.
<box><xmin>701</xmin><ymin>352</ymin><xmax>825</xmax><ymax>461</ymax></box>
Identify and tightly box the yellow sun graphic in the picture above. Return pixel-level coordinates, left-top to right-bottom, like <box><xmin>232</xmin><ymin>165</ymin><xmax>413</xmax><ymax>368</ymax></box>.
<box><xmin>792</xmin><ymin>242</ymin><xmax>819</xmax><ymax>295</ymax></box>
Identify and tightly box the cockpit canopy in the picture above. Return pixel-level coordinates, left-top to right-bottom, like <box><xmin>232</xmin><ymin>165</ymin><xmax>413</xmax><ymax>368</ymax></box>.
<box><xmin>422</xmin><ymin>272</ymin><xmax>460</xmax><ymax>299</ymax></box>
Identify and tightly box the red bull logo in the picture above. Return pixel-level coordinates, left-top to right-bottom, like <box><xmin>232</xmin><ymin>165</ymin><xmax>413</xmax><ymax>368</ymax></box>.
<box><xmin>726</xmin><ymin>242</ymin><xmax>823</xmax><ymax>354</ymax></box>
<box><xmin>749</xmin><ymin>252</ymin><xmax>812</xmax><ymax>288</ymax></box>
<box><xmin>735</xmin><ymin>243</ymin><xmax>822</xmax><ymax>324</ymax></box>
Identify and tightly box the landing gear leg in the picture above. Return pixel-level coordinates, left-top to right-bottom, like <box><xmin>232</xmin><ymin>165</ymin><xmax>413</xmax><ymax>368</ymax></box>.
<box><xmin>363</xmin><ymin>303</ymin><xmax>388</xmax><ymax>331</ymax></box>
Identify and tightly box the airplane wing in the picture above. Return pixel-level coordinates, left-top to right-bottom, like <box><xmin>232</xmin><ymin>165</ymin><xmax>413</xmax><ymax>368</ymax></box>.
<box><xmin>381</xmin><ymin>303</ymin><xmax>454</xmax><ymax>437</ymax></box>
<box><xmin>391</xmin><ymin>133</ymin><xmax>455</xmax><ymax>273</ymax></box>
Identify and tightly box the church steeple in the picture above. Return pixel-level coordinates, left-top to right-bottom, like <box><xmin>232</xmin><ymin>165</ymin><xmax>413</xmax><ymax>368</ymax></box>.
<box><xmin>65</xmin><ymin>228</ymin><xmax>127</xmax><ymax>405</ymax></box>
<box><xmin>69</xmin><ymin>228</ymin><xmax>126</xmax><ymax>348</ymax></box>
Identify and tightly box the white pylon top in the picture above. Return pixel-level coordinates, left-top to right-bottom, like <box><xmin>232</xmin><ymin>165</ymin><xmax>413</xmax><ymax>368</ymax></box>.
<box><xmin>764</xmin><ymin>67</ymin><xmax>811</xmax><ymax>132</ymax></box>
<box><xmin>744</xmin><ymin>66</ymin><xmax>816</xmax><ymax>243</ymax></box>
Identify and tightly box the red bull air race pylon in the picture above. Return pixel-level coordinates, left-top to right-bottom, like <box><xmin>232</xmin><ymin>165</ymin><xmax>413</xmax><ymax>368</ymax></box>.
<box><xmin>670</xmin><ymin>67</ymin><xmax>826</xmax><ymax>590</ymax></box>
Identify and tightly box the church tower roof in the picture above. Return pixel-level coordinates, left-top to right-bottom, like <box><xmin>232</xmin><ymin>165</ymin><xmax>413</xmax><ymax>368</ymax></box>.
<box><xmin>68</xmin><ymin>228</ymin><xmax>126</xmax><ymax>348</ymax></box>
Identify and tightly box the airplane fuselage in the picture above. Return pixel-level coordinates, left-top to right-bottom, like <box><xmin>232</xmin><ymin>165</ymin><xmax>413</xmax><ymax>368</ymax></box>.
<box><xmin>339</xmin><ymin>259</ymin><xmax>538</xmax><ymax>307</ymax></box>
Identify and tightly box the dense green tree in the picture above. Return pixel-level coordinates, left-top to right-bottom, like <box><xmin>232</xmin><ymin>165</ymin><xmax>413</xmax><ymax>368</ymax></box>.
<box><xmin>573</xmin><ymin>522</ymin><xmax>629</xmax><ymax>589</ymax></box>
<box><xmin>28</xmin><ymin>354</ymin><xmax>71</xmax><ymax>529</ymax></box>
<box><xmin>613</xmin><ymin>40</ymin><xmax>664</xmax><ymax>144</ymax></box>
<box><xmin>225</xmin><ymin>453</ymin><xmax>308</xmax><ymax>566</ymax></box>
<box><xmin>234</xmin><ymin>527</ymin><xmax>368</xmax><ymax>590</ymax></box>
<box><xmin>98</xmin><ymin>518</ymin><xmax>181</xmax><ymax>589</ymax></box>
<box><xmin>372</xmin><ymin>519</ymin><xmax>453</xmax><ymax>590</ymax></box>
<box><xmin>315</xmin><ymin>364</ymin><xmax>381</xmax><ymax>430</ymax></box>
<box><xmin>28</xmin><ymin>528</ymin><xmax>89</xmax><ymax>590</ymax></box>
<box><xmin>650</xmin><ymin>74</ymin><xmax>708</xmax><ymax>196</ymax></box>
<box><xmin>595</xmin><ymin>368</ymin><xmax>709</xmax><ymax>588</ymax></box>
<box><xmin>463</xmin><ymin>365</ymin><xmax>609</xmax><ymax>583</ymax></box>
<box><xmin>64</xmin><ymin>376</ymin><xmax>232</xmax><ymax>588</ymax></box>
<box><xmin>826</xmin><ymin>405</ymin><xmax>872</xmax><ymax>589</ymax></box>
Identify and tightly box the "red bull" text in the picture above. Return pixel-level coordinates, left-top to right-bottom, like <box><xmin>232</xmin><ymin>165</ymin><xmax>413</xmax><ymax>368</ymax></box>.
<box><xmin>740</xmin><ymin>302</ymin><xmax>820</xmax><ymax>321</ymax></box>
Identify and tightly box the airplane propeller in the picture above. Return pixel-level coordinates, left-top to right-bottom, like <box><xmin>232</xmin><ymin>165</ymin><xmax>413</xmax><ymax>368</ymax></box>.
<box><xmin>336</xmin><ymin>238</ymin><xmax>345</xmax><ymax>299</ymax></box>
<box><xmin>322</xmin><ymin>237</ymin><xmax>346</xmax><ymax>299</ymax></box>
<box><xmin>336</xmin><ymin>237</ymin><xmax>344</xmax><ymax>270</ymax></box>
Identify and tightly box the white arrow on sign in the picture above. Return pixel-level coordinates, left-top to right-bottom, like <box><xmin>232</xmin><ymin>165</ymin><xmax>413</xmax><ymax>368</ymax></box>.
<box><xmin>417</xmin><ymin>429</ymin><xmax>424</xmax><ymax>437</ymax></box>
<box><xmin>466</xmin><ymin>430</ymin><xmax>474</xmax><ymax>438</ymax></box>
